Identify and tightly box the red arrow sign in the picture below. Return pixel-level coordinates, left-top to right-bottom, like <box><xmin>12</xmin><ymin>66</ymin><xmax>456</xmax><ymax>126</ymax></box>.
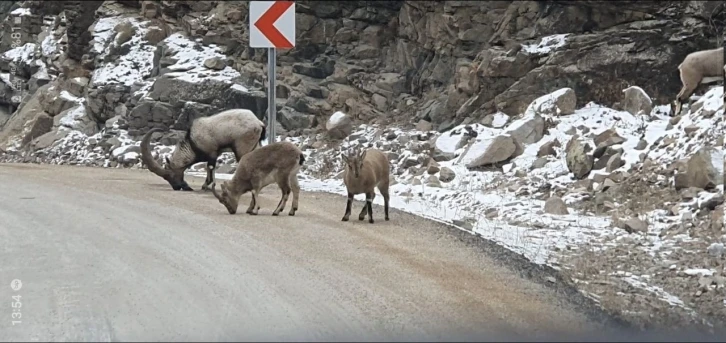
<box><xmin>254</xmin><ymin>1</ymin><xmax>294</xmax><ymax>49</ymax></box>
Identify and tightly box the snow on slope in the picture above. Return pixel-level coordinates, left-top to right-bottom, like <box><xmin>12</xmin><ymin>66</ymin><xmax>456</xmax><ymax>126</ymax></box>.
<box><xmin>90</xmin><ymin>16</ymin><xmax>240</xmax><ymax>89</ymax></box>
<box><xmin>197</xmin><ymin>86</ymin><xmax>723</xmax><ymax>318</ymax></box>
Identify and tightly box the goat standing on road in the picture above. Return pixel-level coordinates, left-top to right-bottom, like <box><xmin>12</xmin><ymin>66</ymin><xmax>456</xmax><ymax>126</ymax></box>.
<box><xmin>341</xmin><ymin>147</ymin><xmax>391</xmax><ymax>224</ymax></box>
<box><xmin>140</xmin><ymin>108</ymin><xmax>266</xmax><ymax>192</ymax></box>
<box><xmin>211</xmin><ymin>141</ymin><xmax>304</xmax><ymax>216</ymax></box>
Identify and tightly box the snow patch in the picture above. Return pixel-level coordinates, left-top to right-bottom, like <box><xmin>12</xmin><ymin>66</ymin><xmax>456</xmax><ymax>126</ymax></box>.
<box><xmin>90</xmin><ymin>17</ymin><xmax>156</xmax><ymax>87</ymax></box>
<box><xmin>2</xmin><ymin>43</ymin><xmax>37</xmax><ymax>64</ymax></box>
<box><xmin>522</xmin><ymin>34</ymin><xmax>569</xmax><ymax>55</ymax></box>
<box><xmin>490</xmin><ymin>112</ymin><xmax>509</xmax><ymax>128</ymax></box>
<box><xmin>162</xmin><ymin>33</ymin><xmax>241</xmax><ymax>83</ymax></box>
<box><xmin>10</xmin><ymin>8</ymin><xmax>32</xmax><ymax>16</ymax></box>
<box><xmin>41</xmin><ymin>34</ymin><xmax>59</xmax><ymax>57</ymax></box>
<box><xmin>58</xmin><ymin>105</ymin><xmax>87</xmax><ymax>128</ymax></box>
<box><xmin>231</xmin><ymin>84</ymin><xmax>249</xmax><ymax>93</ymax></box>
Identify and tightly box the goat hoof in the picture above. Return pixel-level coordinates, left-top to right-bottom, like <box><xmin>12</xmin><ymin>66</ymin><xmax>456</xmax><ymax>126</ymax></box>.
<box><xmin>272</xmin><ymin>212</ymin><xmax>279</xmax><ymax>216</ymax></box>
<box><xmin>385</xmin><ymin>217</ymin><xmax>390</xmax><ymax>221</ymax></box>
<box><xmin>341</xmin><ymin>216</ymin><xmax>349</xmax><ymax>222</ymax></box>
<box><xmin>358</xmin><ymin>216</ymin><xmax>365</xmax><ymax>221</ymax></box>
<box><xmin>369</xmin><ymin>219</ymin><xmax>375</xmax><ymax>224</ymax></box>
<box><xmin>288</xmin><ymin>211</ymin><xmax>296</xmax><ymax>216</ymax></box>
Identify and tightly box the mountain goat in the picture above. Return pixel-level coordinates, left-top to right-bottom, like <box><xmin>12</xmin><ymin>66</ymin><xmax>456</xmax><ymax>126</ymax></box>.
<box><xmin>341</xmin><ymin>147</ymin><xmax>391</xmax><ymax>224</ymax></box>
<box><xmin>673</xmin><ymin>46</ymin><xmax>724</xmax><ymax>116</ymax></box>
<box><xmin>141</xmin><ymin>109</ymin><xmax>266</xmax><ymax>191</ymax></box>
<box><xmin>211</xmin><ymin>141</ymin><xmax>305</xmax><ymax>216</ymax></box>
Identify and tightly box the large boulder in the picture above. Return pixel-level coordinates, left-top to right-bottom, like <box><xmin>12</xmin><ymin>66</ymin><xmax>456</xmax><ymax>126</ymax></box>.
<box><xmin>326</xmin><ymin>111</ymin><xmax>353</xmax><ymax>139</ymax></box>
<box><xmin>565</xmin><ymin>135</ymin><xmax>594</xmax><ymax>179</ymax></box>
<box><xmin>621</xmin><ymin>86</ymin><xmax>652</xmax><ymax>116</ymax></box>
<box><xmin>674</xmin><ymin>147</ymin><xmax>722</xmax><ymax>190</ymax></box>
<box><xmin>463</xmin><ymin>134</ymin><xmax>520</xmax><ymax>169</ymax></box>
<box><xmin>212</xmin><ymin>85</ymin><xmax>268</xmax><ymax>120</ymax></box>
<box><xmin>504</xmin><ymin>113</ymin><xmax>545</xmax><ymax>145</ymax></box>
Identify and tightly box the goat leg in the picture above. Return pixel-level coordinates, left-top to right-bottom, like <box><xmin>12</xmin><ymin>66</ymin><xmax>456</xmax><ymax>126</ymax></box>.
<box><xmin>342</xmin><ymin>192</ymin><xmax>353</xmax><ymax>221</ymax></box>
<box><xmin>674</xmin><ymin>78</ymin><xmax>697</xmax><ymax>117</ymax></box>
<box><xmin>247</xmin><ymin>189</ymin><xmax>259</xmax><ymax>215</ymax></box>
<box><xmin>382</xmin><ymin>191</ymin><xmax>390</xmax><ymax>221</ymax></box>
<box><xmin>272</xmin><ymin>188</ymin><xmax>291</xmax><ymax>216</ymax></box>
<box><xmin>366</xmin><ymin>192</ymin><xmax>375</xmax><ymax>224</ymax></box>
<box><xmin>358</xmin><ymin>202</ymin><xmax>367</xmax><ymax>221</ymax></box>
<box><xmin>289</xmin><ymin>175</ymin><xmax>300</xmax><ymax>216</ymax></box>
<box><xmin>201</xmin><ymin>161</ymin><xmax>217</xmax><ymax>191</ymax></box>
<box><xmin>359</xmin><ymin>191</ymin><xmax>373</xmax><ymax>220</ymax></box>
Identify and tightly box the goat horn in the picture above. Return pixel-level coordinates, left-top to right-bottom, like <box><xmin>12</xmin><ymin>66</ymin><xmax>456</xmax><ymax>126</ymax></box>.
<box><xmin>140</xmin><ymin>128</ymin><xmax>171</xmax><ymax>178</ymax></box>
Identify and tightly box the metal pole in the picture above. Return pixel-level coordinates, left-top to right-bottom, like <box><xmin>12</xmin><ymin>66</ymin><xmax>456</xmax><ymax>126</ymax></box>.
<box><xmin>267</xmin><ymin>47</ymin><xmax>277</xmax><ymax>144</ymax></box>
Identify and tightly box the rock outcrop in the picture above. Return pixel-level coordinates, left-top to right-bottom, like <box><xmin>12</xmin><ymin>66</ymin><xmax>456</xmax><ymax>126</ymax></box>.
<box><xmin>0</xmin><ymin>0</ymin><xmax>723</xmax><ymax>148</ymax></box>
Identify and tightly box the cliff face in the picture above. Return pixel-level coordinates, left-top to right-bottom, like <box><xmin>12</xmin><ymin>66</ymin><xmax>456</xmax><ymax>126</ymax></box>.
<box><xmin>0</xmin><ymin>0</ymin><xmax>723</xmax><ymax>147</ymax></box>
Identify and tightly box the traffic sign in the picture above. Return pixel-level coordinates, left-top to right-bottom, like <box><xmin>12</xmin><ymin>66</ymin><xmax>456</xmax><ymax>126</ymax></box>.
<box><xmin>250</xmin><ymin>1</ymin><xmax>295</xmax><ymax>49</ymax></box>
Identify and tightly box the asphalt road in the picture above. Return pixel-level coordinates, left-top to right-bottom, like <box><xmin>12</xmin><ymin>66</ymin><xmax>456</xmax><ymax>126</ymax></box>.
<box><xmin>0</xmin><ymin>163</ymin><xmax>605</xmax><ymax>341</ymax></box>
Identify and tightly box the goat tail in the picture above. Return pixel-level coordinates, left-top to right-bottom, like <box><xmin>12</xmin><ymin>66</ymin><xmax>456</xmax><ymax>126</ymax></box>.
<box><xmin>299</xmin><ymin>153</ymin><xmax>306</xmax><ymax>166</ymax></box>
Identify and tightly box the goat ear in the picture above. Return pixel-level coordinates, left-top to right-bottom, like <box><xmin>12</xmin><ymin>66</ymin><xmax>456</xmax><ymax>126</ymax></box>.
<box><xmin>164</xmin><ymin>156</ymin><xmax>171</xmax><ymax>166</ymax></box>
<box><xmin>359</xmin><ymin>149</ymin><xmax>367</xmax><ymax>161</ymax></box>
<box><xmin>341</xmin><ymin>153</ymin><xmax>349</xmax><ymax>164</ymax></box>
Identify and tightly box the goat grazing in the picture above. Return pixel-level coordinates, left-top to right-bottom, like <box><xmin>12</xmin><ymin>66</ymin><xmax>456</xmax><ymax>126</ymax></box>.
<box><xmin>673</xmin><ymin>46</ymin><xmax>724</xmax><ymax>116</ymax></box>
<box><xmin>211</xmin><ymin>141</ymin><xmax>304</xmax><ymax>216</ymax></box>
<box><xmin>141</xmin><ymin>109</ymin><xmax>266</xmax><ymax>191</ymax></box>
<box><xmin>341</xmin><ymin>147</ymin><xmax>391</xmax><ymax>224</ymax></box>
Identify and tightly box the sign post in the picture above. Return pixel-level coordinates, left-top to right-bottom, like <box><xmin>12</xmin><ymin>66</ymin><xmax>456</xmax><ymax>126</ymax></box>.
<box><xmin>250</xmin><ymin>1</ymin><xmax>296</xmax><ymax>144</ymax></box>
<box><xmin>266</xmin><ymin>48</ymin><xmax>276</xmax><ymax>143</ymax></box>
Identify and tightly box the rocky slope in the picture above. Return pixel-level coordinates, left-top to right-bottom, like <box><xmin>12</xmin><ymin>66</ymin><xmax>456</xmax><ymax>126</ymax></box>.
<box><xmin>0</xmin><ymin>0</ymin><xmax>723</xmax><ymax>331</ymax></box>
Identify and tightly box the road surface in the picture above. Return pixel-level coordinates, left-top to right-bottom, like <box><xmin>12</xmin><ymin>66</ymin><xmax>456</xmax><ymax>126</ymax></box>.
<box><xmin>0</xmin><ymin>163</ymin><xmax>605</xmax><ymax>341</ymax></box>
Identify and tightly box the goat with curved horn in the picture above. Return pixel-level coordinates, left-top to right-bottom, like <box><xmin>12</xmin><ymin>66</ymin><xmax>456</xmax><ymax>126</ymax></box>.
<box><xmin>140</xmin><ymin>108</ymin><xmax>266</xmax><ymax>191</ymax></box>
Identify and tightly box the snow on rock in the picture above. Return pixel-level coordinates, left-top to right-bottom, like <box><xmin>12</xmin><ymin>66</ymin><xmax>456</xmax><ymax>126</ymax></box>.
<box><xmin>40</xmin><ymin>34</ymin><xmax>60</xmax><ymax>57</ymax></box>
<box><xmin>162</xmin><ymin>33</ymin><xmax>241</xmax><ymax>83</ymax></box>
<box><xmin>524</xmin><ymin>87</ymin><xmax>576</xmax><ymax>116</ymax></box>
<box><xmin>57</xmin><ymin>105</ymin><xmax>88</xmax><ymax>130</ymax></box>
<box><xmin>10</xmin><ymin>8</ymin><xmax>32</xmax><ymax>16</ymax></box>
<box><xmin>2</xmin><ymin>43</ymin><xmax>38</xmax><ymax>64</ymax></box>
<box><xmin>91</xmin><ymin>16</ymin><xmax>128</xmax><ymax>55</ymax></box>
<box><xmin>490</xmin><ymin>112</ymin><xmax>509</xmax><ymax>128</ymax></box>
<box><xmin>521</xmin><ymin>34</ymin><xmax>569</xmax><ymax>55</ymax></box>
<box><xmin>230</xmin><ymin>84</ymin><xmax>249</xmax><ymax>93</ymax></box>
<box><xmin>90</xmin><ymin>17</ymin><xmax>156</xmax><ymax>87</ymax></box>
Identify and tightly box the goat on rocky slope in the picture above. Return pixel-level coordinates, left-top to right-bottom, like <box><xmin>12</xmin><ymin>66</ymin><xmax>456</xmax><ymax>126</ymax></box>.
<box><xmin>141</xmin><ymin>108</ymin><xmax>266</xmax><ymax>191</ymax></box>
<box><xmin>674</xmin><ymin>46</ymin><xmax>724</xmax><ymax>116</ymax></box>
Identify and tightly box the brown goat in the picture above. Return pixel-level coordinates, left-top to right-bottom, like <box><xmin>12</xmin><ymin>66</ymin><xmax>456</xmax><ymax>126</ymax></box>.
<box><xmin>211</xmin><ymin>141</ymin><xmax>304</xmax><ymax>216</ymax></box>
<box><xmin>341</xmin><ymin>147</ymin><xmax>391</xmax><ymax>223</ymax></box>
<box><xmin>674</xmin><ymin>47</ymin><xmax>724</xmax><ymax>116</ymax></box>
